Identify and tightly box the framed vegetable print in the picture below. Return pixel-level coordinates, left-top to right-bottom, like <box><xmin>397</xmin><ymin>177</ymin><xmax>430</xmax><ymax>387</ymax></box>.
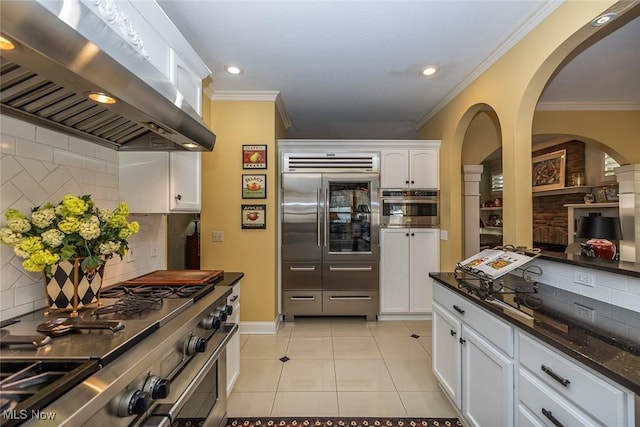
<box><xmin>242</xmin><ymin>204</ymin><xmax>266</xmax><ymax>229</ymax></box>
<box><xmin>532</xmin><ymin>149</ymin><xmax>566</xmax><ymax>192</ymax></box>
<box><xmin>242</xmin><ymin>145</ymin><xmax>267</xmax><ymax>169</ymax></box>
<box><xmin>242</xmin><ymin>174</ymin><xmax>266</xmax><ymax>199</ymax></box>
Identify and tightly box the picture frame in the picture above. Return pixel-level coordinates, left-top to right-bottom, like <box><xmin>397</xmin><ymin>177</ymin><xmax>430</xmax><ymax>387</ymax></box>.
<box><xmin>242</xmin><ymin>174</ymin><xmax>267</xmax><ymax>199</ymax></box>
<box><xmin>242</xmin><ymin>145</ymin><xmax>267</xmax><ymax>169</ymax></box>
<box><xmin>241</xmin><ymin>204</ymin><xmax>266</xmax><ymax>229</ymax></box>
<box><xmin>594</xmin><ymin>187</ymin><xmax>607</xmax><ymax>203</ymax></box>
<box><xmin>532</xmin><ymin>149</ymin><xmax>566</xmax><ymax>192</ymax></box>
<box><xmin>605</xmin><ymin>185</ymin><xmax>619</xmax><ymax>201</ymax></box>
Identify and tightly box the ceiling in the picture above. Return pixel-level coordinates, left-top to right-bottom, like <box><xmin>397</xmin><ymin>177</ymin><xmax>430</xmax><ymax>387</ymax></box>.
<box><xmin>157</xmin><ymin>1</ymin><xmax>640</xmax><ymax>140</ymax></box>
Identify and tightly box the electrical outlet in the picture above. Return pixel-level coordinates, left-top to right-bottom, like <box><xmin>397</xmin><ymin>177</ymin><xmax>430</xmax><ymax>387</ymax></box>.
<box><xmin>151</xmin><ymin>247</ymin><xmax>158</xmax><ymax>258</ymax></box>
<box><xmin>126</xmin><ymin>248</ymin><xmax>135</xmax><ymax>263</ymax></box>
<box><xmin>573</xmin><ymin>270</ymin><xmax>594</xmax><ymax>286</ymax></box>
<box><xmin>574</xmin><ymin>303</ymin><xmax>595</xmax><ymax>322</ymax></box>
<box><xmin>212</xmin><ymin>231</ymin><xmax>224</xmax><ymax>242</ymax></box>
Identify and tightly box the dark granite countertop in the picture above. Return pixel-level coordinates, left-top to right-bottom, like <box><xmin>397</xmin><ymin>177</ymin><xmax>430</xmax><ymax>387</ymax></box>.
<box><xmin>218</xmin><ymin>272</ymin><xmax>244</xmax><ymax>287</ymax></box>
<box><xmin>430</xmin><ymin>272</ymin><xmax>640</xmax><ymax>394</ymax></box>
<box><xmin>540</xmin><ymin>251</ymin><xmax>640</xmax><ymax>279</ymax></box>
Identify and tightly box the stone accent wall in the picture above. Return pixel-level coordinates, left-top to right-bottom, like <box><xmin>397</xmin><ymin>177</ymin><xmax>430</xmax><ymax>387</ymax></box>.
<box><xmin>532</xmin><ymin>141</ymin><xmax>586</xmax><ymax>248</ymax></box>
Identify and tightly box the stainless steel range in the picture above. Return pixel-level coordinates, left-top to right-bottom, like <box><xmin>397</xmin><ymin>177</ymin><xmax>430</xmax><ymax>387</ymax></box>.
<box><xmin>0</xmin><ymin>270</ymin><xmax>241</xmax><ymax>427</ymax></box>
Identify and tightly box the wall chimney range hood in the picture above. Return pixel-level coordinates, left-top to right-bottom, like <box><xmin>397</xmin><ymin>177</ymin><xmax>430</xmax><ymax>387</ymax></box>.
<box><xmin>0</xmin><ymin>0</ymin><xmax>215</xmax><ymax>151</ymax></box>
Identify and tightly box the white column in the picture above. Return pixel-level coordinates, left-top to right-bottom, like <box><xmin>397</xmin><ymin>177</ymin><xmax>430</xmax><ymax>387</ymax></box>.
<box><xmin>615</xmin><ymin>164</ymin><xmax>640</xmax><ymax>263</ymax></box>
<box><xmin>463</xmin><ymin>165</ymin><xmax>484</xmax><ymax>258</ymax></box>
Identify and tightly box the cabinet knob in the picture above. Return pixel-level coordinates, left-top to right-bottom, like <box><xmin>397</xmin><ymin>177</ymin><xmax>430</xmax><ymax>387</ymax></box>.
<box><xmin>459</xmin><ymin>337</ymin><xmax>466</xmax><ymax>345</ymax></box>
<box><xmin>410</xmin><ymin>180</ymin><xmax>415</xmax><ymax>184</ymax></box>
<box><xmin>450</xmin><ymin>329</ymin><xmax>456</xmax><ymax>337</ymax></box>
<box><xmin>175</xmin><ymin>194</ymin><xmax>182</xmax><ymax>201</ymax></box>
<box><xmin>405</xmin><ymin>180</ymin><xmax>410</xmax><ymax>184</ymax></box>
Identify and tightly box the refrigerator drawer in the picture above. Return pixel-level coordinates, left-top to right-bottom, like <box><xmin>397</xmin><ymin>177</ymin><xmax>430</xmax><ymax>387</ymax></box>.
<box><xmin>282</xmin><ymin>262</ymin><xmax>322</xmax><ymax>290</ymax></box>
<box><xmin>322</xmin><ymin>290</ymin><xmax>379</xmax><ymax>320</ymax></box>
<box><xmin>323</xmin><ymin>262</ymin><xmax>379</xmax><ymax>290</ymax></box>
<box><xmin>283</xmin><ymin>290</ymin><xmax>323</xmax><ymax>318</ymax></box>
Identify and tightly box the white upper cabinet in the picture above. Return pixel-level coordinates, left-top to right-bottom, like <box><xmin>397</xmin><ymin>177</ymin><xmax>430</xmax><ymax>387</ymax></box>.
<box><xmin>97</xmin><ymin>0</ymin><xmax>210</xmax><ymax>115</ymax></box>
<box><xmin>380</xmin><ymin>147</ymin><xmax>439</xmax><ymax>189</ymax></box>
<box><xmin>119</xmin><ymin>151</ymin><xmax>201</xmax><ymax>213</ymax></box>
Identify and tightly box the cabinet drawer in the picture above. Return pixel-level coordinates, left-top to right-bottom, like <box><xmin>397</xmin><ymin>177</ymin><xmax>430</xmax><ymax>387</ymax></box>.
<box><xmin>323</xmin><ymin>262</ymin><xmax>379</xmax><ymax>291</ymax></box>
<box><xmin>283</xmin><ymin>262</ymin><xmax>322</xmax><ymax>290</ymax></box>
<box><xmin>227</xmin><ymin>281</ymin><xmax>241</xmax><ymax>307</ymax></box>
<box><xmin>433</xmin><ymin>283</ymin><xmax>513</xmax><ymax>356</ymax></box>
<box><xmin>322</xmin><ymin>290</ymin><xmax>378</xmax><ymax>317</ymax></box>
<box><xmin>519</xmin><ymin>368</ymin><xmax>601</xmax><ymax>426</ymax></box>
<box><xmin>517</xmin><ymin>404</ymin><xmax>545</xmax><ymax>427</ymax></box>
<box><xmin>283</xmin><ymin>290</ymin><xmax>322</xmax><ymax>315</ymax></box>
<box><xmin>519</xmin><ymin>333</ymin><xmax>627</xmax><ymax>425</ymax></box>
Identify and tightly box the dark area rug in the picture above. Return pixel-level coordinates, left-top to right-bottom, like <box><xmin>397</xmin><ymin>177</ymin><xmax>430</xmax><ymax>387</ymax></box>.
<box><xmin>226</xmin><ymin>418</ymin><xmax>462</xmax><ymax>427</ymax></box>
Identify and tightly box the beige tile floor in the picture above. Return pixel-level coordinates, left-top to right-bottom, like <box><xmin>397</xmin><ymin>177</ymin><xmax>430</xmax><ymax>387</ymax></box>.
<box><xmin>228</xmin><ymin>318</ymin><xmax>458</xmax><ymax>418</ymax></box>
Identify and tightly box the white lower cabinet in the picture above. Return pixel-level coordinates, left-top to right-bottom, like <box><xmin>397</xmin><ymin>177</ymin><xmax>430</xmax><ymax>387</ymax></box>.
<box><xmin>518</xmin><ymin>332</ymin><xmax>634</xmax><ymax>427</ymax></box>
<box><xmin>432</xmin><ymin>283</ymin><xmax>515</xmax><ymax>427</ymax></box>
<box><xmin>380</xmin><ymin>228</ymin><xmax>439</xmax><ymax>314</ymax></box>
<box><xmin>226</xmin><ymin>281</ymin><xmax>241</xmax><ymax>396</ymax></box>
<box><xmin>432</xmin><ymin>281</ymin><xmax>636</xmax><ymax>427</ymax></box>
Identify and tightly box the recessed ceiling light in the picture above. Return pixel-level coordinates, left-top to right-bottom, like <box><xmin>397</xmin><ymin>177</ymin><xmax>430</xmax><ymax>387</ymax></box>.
<box><xmin>224</xmin><ymin>65</ymin><xmax>244</xmax><ymax>75</ymax></box>
<box><xmin>591</xmin><ymin>12</ymin><xmax>617</xmax><ymax>27</ymax></box>
<box><xmin>0</xmin><ymin>35</ymin><xmax>16</xmax><ymax>50</ymax></box>
<box><xmin>421</xmin><ymin>66</ymin><xmax>438</xmax><ymax>77</ymax></box>
<box><xmin>87</xmin><ymin>92</ymin><xmax>117</xmax><ymax>104</ymax></box>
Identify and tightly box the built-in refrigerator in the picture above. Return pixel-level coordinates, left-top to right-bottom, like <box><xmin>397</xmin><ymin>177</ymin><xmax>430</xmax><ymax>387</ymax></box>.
<box><xmin>282</xmin><ymin>162</ymin><xmax>380</xmax><ymax>320</ymax></box>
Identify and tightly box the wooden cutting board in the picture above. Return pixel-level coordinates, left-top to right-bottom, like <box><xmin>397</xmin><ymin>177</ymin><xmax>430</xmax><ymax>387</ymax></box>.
<box><xmin>123</xmin><ymin>270</ymin><xmax>224</xmax><ymax>285</ymax></box>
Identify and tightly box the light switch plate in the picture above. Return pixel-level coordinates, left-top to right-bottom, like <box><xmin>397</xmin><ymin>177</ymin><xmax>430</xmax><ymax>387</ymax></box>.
<box><xmin>440</xmin><ymin>230</ymin><xmax>448</xmax><ymax>240</ymax></box>
<box><xmin>212</xmin><ymin>231</ymin><xmax>224</xmax><ymax>242</ymax></box>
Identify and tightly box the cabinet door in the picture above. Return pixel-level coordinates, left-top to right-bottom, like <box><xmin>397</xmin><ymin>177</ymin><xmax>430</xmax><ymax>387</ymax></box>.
<box><xmin>410</xmin><ymin>149</ymin><xmax>439</xmax><ymax>189</ymax></box>
<box><xmin>380</xmin><ymin>150</ymin><xmax>409</xmax><ymax>188</ymax></box>
<box><xmin>119</xmin><ymin>152</ymin><xmax>170</xmax><ymax>213</ymax></box>
<box><xmin>432</xmin><ymin>302</ymin><xmax>462</xmax><ymax>409</ymax></box>
<box><xmin>409</xmin><ymin>228</ymin><xmax>439</xmax><ymax>313</ymax></box>
<box><xmin>462</xmin><ymin>326</ymin><xmax>514</xmax><ymax>427</ymax></box>
<box><xmin>170</xmin><ymin>152</ymin><xmax>201</xmax><ymax>211</ymax></box>
<box><xmin>380</xmin><ymin>228</ymin><xmax>410</xmax><ymax>313</ymax></box>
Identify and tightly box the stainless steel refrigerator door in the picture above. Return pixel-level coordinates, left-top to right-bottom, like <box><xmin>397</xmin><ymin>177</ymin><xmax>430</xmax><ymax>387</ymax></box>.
<box><xmin>322</xmin><ymin>174</ymin><xmax>379</xmax><ymax>263</ymax></box>
<box><xmin>282</xmin><ymin>173</ymin><xmax>323</xmax><ymax>262</ymax></box>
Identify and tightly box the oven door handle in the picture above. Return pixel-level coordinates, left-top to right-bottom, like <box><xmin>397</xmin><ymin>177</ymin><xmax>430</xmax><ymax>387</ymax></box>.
<box><xmin>144</xmin><ymin>323</ymin><xmax>238</xmax><ymax>426</ymax></box>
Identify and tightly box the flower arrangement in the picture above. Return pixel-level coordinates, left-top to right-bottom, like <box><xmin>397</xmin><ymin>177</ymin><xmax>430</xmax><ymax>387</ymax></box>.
<box><xmin>0</xmin><ymin>194</ymin><xmax>139</xmax><ymax>276</ymax></box>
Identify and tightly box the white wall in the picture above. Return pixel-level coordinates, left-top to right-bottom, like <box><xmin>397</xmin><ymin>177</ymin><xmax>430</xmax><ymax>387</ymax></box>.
<box><xmin>0</xmin><ymin>114</ymin><xmax>166</xmax><ymax>320</ymax></box>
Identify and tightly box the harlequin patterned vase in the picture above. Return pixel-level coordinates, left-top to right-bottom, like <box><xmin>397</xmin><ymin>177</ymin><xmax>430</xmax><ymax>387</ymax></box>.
<box><xmin>44</xmin><ymin>258</ymin><xmax>105</xmax><ymax>317</ymax></box>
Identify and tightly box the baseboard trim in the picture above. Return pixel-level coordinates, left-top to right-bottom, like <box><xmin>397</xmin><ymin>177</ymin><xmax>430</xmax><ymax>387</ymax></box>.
<box><xmin>377</xmin><ymin>313</ymin><xmax>433</xmax><ymax>321</ymax></box>
<box><xmin>238</xmin><ymin>318</ymin><xmax>280</xmax><ymax>334</ymax></box>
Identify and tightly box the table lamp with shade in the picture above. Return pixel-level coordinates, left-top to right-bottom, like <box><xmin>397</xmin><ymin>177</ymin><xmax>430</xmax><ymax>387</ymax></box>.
<box><xmin>576</xmin><ymin>216</ymin><xmax>622</xmax><ymax>260</ymax></box>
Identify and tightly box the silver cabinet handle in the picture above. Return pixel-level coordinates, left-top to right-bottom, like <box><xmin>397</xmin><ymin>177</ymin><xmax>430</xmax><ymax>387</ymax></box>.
<box><xmin>290</xmin><ymin>296</ymin><xmax>316</xmax><ymax>301</ymax></box>
<box><xmin>289</xmin><ymin>266</ymin><xmax>316</xmax><ymax>271</ymax></box>
<box><xmin>329</xmin><ymin>296</ymin><xmax>372</xmax><ymax>301</ymax></box>
<box><xmin>328</xmin><ymin>266</ymin><xmax>373</xmax><ymax>272</ymax></box>
<box><xmin>317</xmin><ymin>188</ymin><xmax>321</xmax><ymax>247</ymax></box>
<box><xmin>323</xmin><ymin>187</ymin><xmax>328</xmax><ymax>247</ymax></box>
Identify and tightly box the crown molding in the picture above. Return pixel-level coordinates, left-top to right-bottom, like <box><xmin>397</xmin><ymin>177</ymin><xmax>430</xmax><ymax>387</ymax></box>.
<box><xmin>211</xmin><ymin>90</ymin><xmax>280</xmax><ymax>101</ymax></box>
<box><xmin>535</xmin><ymin>102</ymin><xmax>640</xmax><ymax>111</ymax></box>
<box><xmin>413</xmin><ymin>1</ymin><xmax>563</xmax><ymax>130</ymax></box>
<box><xmin>210</xmin><ymin>90</ymin><xmax>292</xmax><ymax>130</ymax></box>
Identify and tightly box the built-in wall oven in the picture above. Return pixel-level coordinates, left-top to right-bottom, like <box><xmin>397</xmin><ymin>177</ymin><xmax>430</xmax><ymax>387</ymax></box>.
<box><xmin>380</xmin><ymin>189</ymin><xmax>439</xmax><ymax>228</ymax></box>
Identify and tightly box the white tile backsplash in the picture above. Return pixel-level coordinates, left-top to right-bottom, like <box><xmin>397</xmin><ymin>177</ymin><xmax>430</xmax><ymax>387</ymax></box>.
<box><xmin>0</xmin><ymin>114</ymin><xmax>167</xmax><ymax>320</ymax></box>
<box><xmin>533</xmin><ymin>259</ymin><xmax>640</xmax><ymax>313</ymax></box>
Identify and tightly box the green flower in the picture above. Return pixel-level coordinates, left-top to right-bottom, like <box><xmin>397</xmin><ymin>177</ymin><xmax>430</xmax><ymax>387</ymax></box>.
<box><xmin>1</xmin><ymin>194</ymin><xmax>140</xmax><ymax>276</ymax></box>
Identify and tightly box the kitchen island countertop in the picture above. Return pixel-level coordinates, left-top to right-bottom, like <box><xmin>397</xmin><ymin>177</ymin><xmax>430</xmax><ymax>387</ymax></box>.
<box><xmin>430</xmin><ymin>272</ymin><xmax>640</xmax><ymax>394</ymax></box>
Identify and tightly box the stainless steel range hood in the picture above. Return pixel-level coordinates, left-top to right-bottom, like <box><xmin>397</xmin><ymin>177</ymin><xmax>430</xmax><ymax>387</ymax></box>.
<box><xmin>0</xmin><ymin>0</ymin><xmax>215</xmax><ymax>151</ymax></box>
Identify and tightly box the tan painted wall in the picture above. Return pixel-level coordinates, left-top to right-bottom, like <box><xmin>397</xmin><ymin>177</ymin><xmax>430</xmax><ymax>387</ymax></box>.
<box><xmin>418</xmin><ymin>0</ymin><xmax>619</xmax><ymax>270</ymax></box>
<box><xmin>201</xmin><ymin>100</ymin><xmax>279</xmax><ymax>322</ymax></box>
<box><xmin>533</xmin><ymin>111</ymin><xmax>640</xmax><ymax>164</ymax></box>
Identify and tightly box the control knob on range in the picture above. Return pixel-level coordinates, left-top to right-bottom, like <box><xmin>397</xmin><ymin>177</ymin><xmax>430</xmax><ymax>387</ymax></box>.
<box><xmin>143</xmin><ymin>375</ymin><xmax>171</xmax><ymax>399</ymax></box>
<box><xmin>224</xmin><ymin>304</ymin><xmax>233</xmax><ymax>316</ymax></box>
<box><xmin>186</xmin><ymin>334</ymin><xmax>206</xmax><ymax>355</ymax></box>
<box><xmin>201</xmin><ymin>313</ymin><xmax>222</xmax><ymax>330</ymax></box>
<box><xmin>114</xmin><ymin>389</ymin><xmax>151</xmax><ymax>416</ymax></box>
